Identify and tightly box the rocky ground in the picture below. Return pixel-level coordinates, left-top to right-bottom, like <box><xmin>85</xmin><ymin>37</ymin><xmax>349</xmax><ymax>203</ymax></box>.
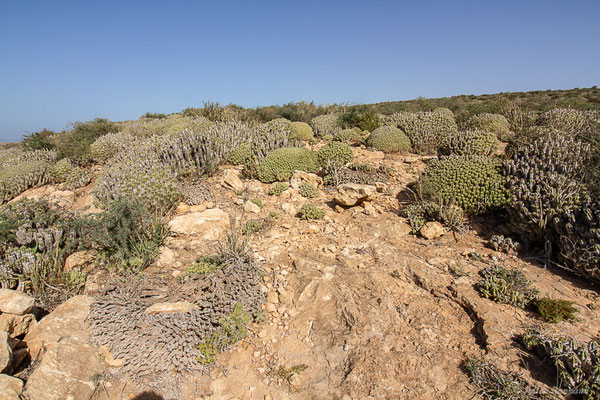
<box><xmin>1</xmin><ymin>148</ymin><xmax>599</xmax><ymax>400</ymax></box>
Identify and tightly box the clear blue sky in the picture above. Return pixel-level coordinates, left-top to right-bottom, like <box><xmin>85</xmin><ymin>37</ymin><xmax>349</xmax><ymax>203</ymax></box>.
<box><xmin>1</xmin><ymin>0</ymin><xmax>598</xmax><ymax>141</ymax></box>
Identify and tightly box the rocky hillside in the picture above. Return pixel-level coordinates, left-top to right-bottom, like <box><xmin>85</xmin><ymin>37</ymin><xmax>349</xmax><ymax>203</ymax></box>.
<box><xmin>0</xmin><ymin>104</ymin><xmax>599</xmax><ymax>399</ymax></box>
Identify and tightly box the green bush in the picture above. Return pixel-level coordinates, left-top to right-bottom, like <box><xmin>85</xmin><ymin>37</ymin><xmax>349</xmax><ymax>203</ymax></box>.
<box><xmin>48</xmin><ymin>158</ymin><xmax>73</xmax><ymax>183</ymax></box>
<box><xmin>250</xmin><ymin>198</ymin><xmax>263</xmax><ymax>208</ymax></box>
<box><xmin>393</xmin><ymin>108</ymin><xmax>458</xmax><ymax>155</ymax></box>
<box><xmin>475</xmin><ymin>265</ymin><xmax>538</xmax><ymax>308</ymax></box>
<box><xmin>535</xmin><ymin>297</ymin><xmax>578</xmax><ymax>323</ymax></box>
<box><xmin>297</xmin><ymin>204</ymin><xmax>325</xmax><ymax>220</ymax></box>
<box><xmin>298</xmin><ymin>182</ymin><xmax>320</xmax><ymax>198</ymax></box>
<box><xmin>402</xmin><ymin>200</ymin><xmax>467</xmax><ymax>234</ymax></box>
<box><xmin>89</xmin><ymin>132</ymin><xmax>137</xmax><ymax>164</ymax></box>
<box><xmin>466</xmin><ymin>113</ymin><xmax>512</xmax><ymax>141</ymax></box>
<box><xmin>187</xmin><ymin>256</ymin><xmax>220</xmax><ymax>276</ymax></box>
<box><xmin>227</xmin><ymin>145</ymin><xmax>253</xmax><ymax>166</ymax></box>
<box><xmin>439</xmin><ymin>130</ymin><xmax>498</xmax><ymax>156</ymax></box>
<box><xmin>338</xmin><ymin>109</ymin><xmax>381</xmax><ymax>132</ymax></box>
<box><xmin>366</xmin><ymin>126</ymin><xmax>412</xmax><ymax>153</ymax></box>
<box><xmin>416</xmin><ymin>155</ymin><xmax>508</xmax><ymax>213</ymax></box>
<box><xmin>86</xmin><ymin>197</ymin><xmax>169</xmax><ymax>274</ymax></box>
<box><xmin>257</xmin><ymin>147</ymin><xmax>319</xmax><ymax>183</ymax></box>
<box><xmin>55</xmin><ymin>118</ymin><xmax>118</xmax><ymax>163</ymax></box>
<box><xmin>316</xmin><ymin>141</ymin><xmax>354</xmax><ymax>169</ymax></box>
<box><xmin>289</xmin><ymin>122</ymin><xmax>314</xmax><ymax>141</ymax></box>
<box><xmin>242</xmin><ymin>219</ymin><xmax>263</xmax><ymax>235</ymax></box>
<box><xmin>64</xmin><ymin>167</ymin><xmax>92</xmax><ymax>190</ymax></box>
<box><xmin>0</xmin><ymin>160</ymin><xmax>52</xmax><ymax>204</ymax></box>
<box><xmin>269</xmin><ymin>182</ymin><xmax>289</xmax><ymax>196</ymax></box>
<box><xmin>22</xmin><ymin>129</ymin><xmax>56</xmax><ymax>151</ymax></box>
<box><xmin>198</xmin><ymin>303</ymin><xmax>251</xmax><ymax>365</ymax></box>
<box><xmin>333</xmin><ymin>128</ymin><xmax>362</xmax><ymax>143</ymax></box>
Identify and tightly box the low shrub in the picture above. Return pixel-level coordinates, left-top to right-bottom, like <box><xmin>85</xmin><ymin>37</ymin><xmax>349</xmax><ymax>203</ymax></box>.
<box><xmin>227</xmin><ymin>145</ymin><xmax>253</xmax><ymax>166</ymax></box>
<box><xmin>289</xmin><ymin>122</ymin><xmax>314</xmax><ymax>141</ymax></box>
<box><xmin>250</xmin><ymin>198</ymin><xmax>263</xmax><ymax>208</ymax></box>
<box><xmin>187</xmin><ymin>256</ymin><xmax>221</xmax><ymax>276</ymax></box>
<box><xmin>257</xmin><ymin>147</ymin><xmax>319</xmax><ymax>183</ymax></box>
<box><xmin>269</xmin><ymin>182</ymin><xmax>289</xmax><ymax>196</ymax></box>
<box><xmin>393</xmin><ymin>108</ymin><xmax>458</xmax><ymax>155</ymax></box>
<box><xmin>297</xmin><ymin>204</ymin><xmax>325</xmax><ymax>220</ymax></box>
<box><xmin>242</xmin><ymin>219</ymin><xmax>263</xmax><ymax>235</ymax></box>
<box><xmin>535</xmin><ymin>297</ymin><xmax>578</xmax><ymax>323</ymax></box>
<box><xmin>475</xmin><ymin>265</ymin><xmax>538</xmax><ymax>308</ymax></box>
<box><xmin>439</xmin><ymin>130</ymin><xmax>499</xmax><ymax>156</ymax></box>
<box><xmin>489</xmin><ymin>235</ymin><xmax>520</xmax><ymax>254</ymax></box>
<box><xmin>22</xmin><ymin>129</ymin><xmax>56</xmax><ymax>151</ymax></box>
<box><xmin>0</xmin><ymin>160</ymin><xmax>52</xmax><ymax>204</ymax></box>
<box><xmin>298</xmin><ymin>182</ymin><xmax>320</xmax><ymax>198</ymax></box>
<box><xmin>89</xmin><ymin>132</ymin><xmax>137</xmax><ymax>164</ymax></box>
<box><xmin>333</xmin><ymin>128</ymin><xmax>362</xmax><ymax>143</ymax></box>
<box><xmin>316</xmin><ymin>141</ymin><xmax>354</xmax><ymax>169</ymax></box>
<box><xmin>310</xmin><ymin>113</ymin><xmax>341</xmax><ymax>137</ymax></box>
<box><xmin>366</xmin><ymin>126</ymin><xmax>412</xmax><ymax>153</ymax></box>
<box><xmin>64</xmin><ymin>167</ymin><xmax>92</xmax><ymax>190</ymax></box>
<box><xmin>338</xmin><ymin>109</ymin><xmax>381</xmax><ymax>132</ymax></box>
<box><xmin>466</xmin><ymin>113</ymin><xmax>512</xmax><ymax>141</ymax></box>
<box><xmin>198</xmin><ymin>303</ymin><xmax>251</xmax><ymax>365</ymax></box>
<box><xmin>402</xmin><ymin>200</ymin><xmax>468</xmax><ymax>234</ymax></box>
<box><xmin>55</xmin><ymin>118</ymin><xmax>118</xmax><ymax>163</ymax></box>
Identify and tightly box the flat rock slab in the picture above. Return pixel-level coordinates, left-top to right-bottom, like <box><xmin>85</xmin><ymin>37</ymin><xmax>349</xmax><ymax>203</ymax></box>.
<box><xmin>168</xmin><ymin>208</ymin><xmax>230</xmax><ymax>240</ymax></box>
<box><xmin>145</xmin><ymin>301</ymin><xmax>200</xmax><ymax>314</ymax></box>
<box><xmin>22</xmin><ymin>337</ymin><xmax>103</xmax><ymax>400</ymax></box>
<box><xmin>0</xmin><ymin>289</ymin><xmax>35</xmax><ymax>315</ymax></box>
<box><xmin>0</xmin><ymin>332</ymin><xmax>12</xmax><ymax>374</ymax></box>
<box><xmin>334</xmin><ymin>183</ymin><xmax>376</xmax><ymax>206</ymax></box>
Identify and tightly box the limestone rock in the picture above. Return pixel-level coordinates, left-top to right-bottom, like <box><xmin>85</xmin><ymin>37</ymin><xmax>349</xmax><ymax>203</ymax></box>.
<box><xmin>22</xmin><ymin>337</ymin><xmax>103</xmax><ymax>400</ymax></box>
<box><xmin>0</xmin><ymin>374</ymin><xmax>22</xmax><ymax>400</ymax></box>
<box><xmin>155</xmin><ymin>246</ymin><xmax>177</xmax><ymax>268</ymax></box>
<box><xmin>290</xmin><ymin>171</ymin><xmax>323</xmax><ymax>189</ymax></box>
<box><xmin>244</xmin><ymin>200</ymin><xmax>261</xmax><ymax>214</ymax></box>
<box><xmin>420</xmin><ymin>222</ymin><xmax>445</xmax><ymax>240</ymax></box>
<box><xmin>47</xmin><ymin>190</ymin><xmax>76</xmax><ymax>208</ymax></box>
<box><xmin>145</xmin><ymin>301</ymin><xmax>200</xmax><ymax>314</ymax></box>
<box><xmin>24</xmin><ymin>295</ymin><xmax>94</xmax><ymax>359</ymax></box>
<box><xmin>0</xmin><ymin>313</ymin><xmax>36</xmax><ymax>337</ymax></box>
<box><xmin>281</xmin><ymin>202</ymin><xmax>296</xmax><ymax>215</ymax></box>
<box><xmin>334</xmin><ymin>184</ymin><xmax>376</xmax><ymax>206</ymax></box>
<box><xmin>0</xmin><ymin>332</ymin><xmax>11</xmax><ymax>374</ymax></box>
<box><xmin>168</xmin><ymin>209</ymin><xmax>230</xmax><ymax>240</ymax></box>
<box><xmin>0</xmin><ymin>290</ymin><xmax>35</xmax><ymax>315</ymax></box>
<box><xmin>222</xmin><ymin>169</ymin><xmax>244</xmax><ymax>192</ymax></box>
<box><xmin>63</xmin><ymin>251</ymin><xmax>94</xmax><ymax>273</ymax></box>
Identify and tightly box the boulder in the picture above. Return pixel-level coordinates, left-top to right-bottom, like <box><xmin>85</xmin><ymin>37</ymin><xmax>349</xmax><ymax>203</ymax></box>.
<box><xmin>0</xmin><ymin>290</ymin><xmax>35</xmax><ymax>315</ymax></box>
<box><xmin>420</xmin><ymin>222</ymin><xmax>445</xmax><ymax>240</ymax></box>
<box><xmin>63</xmin><ymin>251</ymin><xmax>94</xmax><ymax>273</ymax></box>
<box><xmin>47</xmin><ymin>190</ymin><xmax>76</xmax><ymax>208</ymax></box>
<box><xmin>155</xmin><ymin>246</ymin><xmax>177</xmax><ymax>268</ymax></box>
<box><xmin>0</xmin><ymin>374</ymin><xmax>22</xmax><ymax>400</ymax></box>
<box><xmin>145</xmin><ymin>301</ymin><xmax>200</xmax><ymax>314</ymax></box>
<box><xmin>0</xmin><ymin>332</ymin><xmax>11</xmax><ymax>374</ymax></box>
<box><xmin>222</xmin><ymin>169</ymin><xmax>244</xmax><ymax>192</ymax></box>
<box><xmin>290</xmin><ymin>171</ymin><xmax>323</xmax><ymax>189</ymax></box>
<box><xmin>0</xmin><ymin>313</ymin><xmax>36</xmax><ymax>337</ymax></box>
<box><xmin>334</xmin><ymin>184</ymin><xmax>376</xmax><ymax>206</ymax></box>
<box><xmin>168</xmin><ymin>209</ymin><xmax>230</xmax><ymax>241</ymax></box>
<box><xmin>22</xmin><ymin>337</ymin><xmax>103</xmax><ymax>400</ymax></box>
<box><xmin>244</xmin><ymin>200</ymin><xmax>261</xmax><ymax>214</ymax></box>
<box><xmin>24</xmin><ymin>295</ymin><xmax>94</xmax><ymax>359</ymax></box>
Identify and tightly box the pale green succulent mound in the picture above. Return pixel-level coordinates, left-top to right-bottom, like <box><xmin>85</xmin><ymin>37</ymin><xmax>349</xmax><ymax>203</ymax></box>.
<box><xmin>310</xmin><ymin>113</ymin><xmax>341</xmax><ymax>137</ymax></box>
<box><xmin>475</xmin><ymin>265</ymin><xmax>538</xmax><ymax>308</ymax></box>
<box><xmin>298</xmin><ymin>182</ymin><xmax>320</xmax><ymax>198</ymax></box>
<box><xmin>48</xmin><ymin>158</ymin><xmax>73</xmax><ymax>183</ymax></box>
<box><xmin>392</xmin><ymin>108</ymin><xmax>458</xmax><ymax>155</ymax></box>
<box><xmin>257</xmin><ymin>147</ymin><xmax>319</xmax><ymax>183</ymax></box>
<box><xmin>439</xmin><ymin>130</ymin><xmax>499</xmax><ymax>156</ymax></box>
<box><xmin>316</xmin><ymin>141</ymin><xmax>354</xmax><ymax>169</ymax></box>
<box><xmin>333</xmin><ymin>128</ymin><xmax>361</xmax><ymax>143</ymax></box>
<box><xmin>289</xmin><ymin>122</ymin><xmax>314</xmax><ymax>141</ymax></box>
<box><xmin>467</xmin><ymin>113</ymin><xmax>511</xmax><ymax>141</ymax></box>
<box><xmin>366</xmin><ymin>126</ymin><xmax>412</xmax><ymax>153</ymax></box>
<box><xmin>269</xmin><ymin>182</ymin><xmax>289</xmax><ymax>196</ymax></box>
<box><xmin>89</xmin><ymin>132</ymin><xmax>137</xmax><ymax>164</ymax></box>
<box><xmin>64</xmin><ymin>167</ymin><xmax>92</xmax><ymax>190</ymax></box>
<box><xmin>227</xmin><ymin>145</ymin><xmax>253</xmax><ymax>166</ymax></box>
<box><xmin>297</xmin><ymin>203</ymin><xmax>325</xmax><ymax>220</ymax></box>
<box><xmin>417</xmin><ymin>155</ymin><xmax>508</xmax><ymax>213</ymax></box>
<box><xmin>0</xmin><ymin>160</ymin><xmax>51</xmax><ymax>204</ymax></box>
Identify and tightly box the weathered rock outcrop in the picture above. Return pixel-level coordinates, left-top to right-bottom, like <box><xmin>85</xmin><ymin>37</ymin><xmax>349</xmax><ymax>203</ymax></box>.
<box><xmin>168</xmin><ymin>208</ymin><xmax>230</xmax><ymax>240</ymax></box>
<box><xmin>334</xmin><ymin>183</ymin><xmax>376</xmax><ymax>206</ymax></box>
<box><xmin>0</xmin><ymin>290</ymin><xmax>35</xmax><ymax>315</ymax></box>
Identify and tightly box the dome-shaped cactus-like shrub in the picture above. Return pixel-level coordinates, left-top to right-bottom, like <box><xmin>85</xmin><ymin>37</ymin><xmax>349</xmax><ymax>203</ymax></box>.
<box><xmin>316</xmin><ymin>141</ymin><xmax>354</xmax><ymax>169</ymax></box>
<box><xmin>256</xmin><ymin>147</ymin><xmax>319</xmax><ymax>183</ymax></box>
<box><xmin>439</xmin><ymin>130</ymin><xmax>499</xmax><ymax>156</ymax></box>
<box><xmin>310</xmin><ymin>113</ymin><xmax>341</xmax><ymax>137</ymax></box>
<box><xmin>366</xmin><ymin>126</ymin><xmax>412</xmax><ymax>153</ymax></box>
<box><xmin>251</xmin><ymin>119</ymin><xmax>295</xmax><ymax>162</ymax></box>
<box><xmin>289</xmin><ymin>122</ymin><xmax>314</xmax><ymax>141</ymax></box>
<box><xmin>64</xmin><ymin>167</ymin><xmax>92</xmax><ymax>190</ymax></box>
<box><xmin>393</xmin><ymin>108</ymin><xmax>458</xmax><ymax>155</ymax></box>
<box><xmin>467</xmin><ymin>113</ymin><xmax>512</xmax><ymax>141</ymax></box>
<box><xmin>0</xmin><ymin>160</ymin><xmax>52</xmax><ymax>204</ymax></box>
<box><xmin>333</xmin><ymin>128</ymin><xmax>362</xmax><ymax>143</ymax></box>
<box><xmin>417</xmin><ymin>155</ymin><xmax>508</xmax><ymax>214</ymax></box>
<box><xmin>90</xmin><ymin>132</ymin><xmax>137</xmax><ymax>164</ymax></box>
<box><xmin>227</xmin><ymin>145</ymin><xmax>253</xmax><ymax>166</ymax></box>
<box><xmin>48</xmin><ymin>158</ymin><xmax>73</xmax><ymax>183</ymax></box>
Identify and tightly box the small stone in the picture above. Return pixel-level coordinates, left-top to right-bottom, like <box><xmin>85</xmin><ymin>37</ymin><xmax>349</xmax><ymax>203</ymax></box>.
<box><xmin>362</xmin><ymin>201</ymin><xmax>376</xmax><ymax>216</ymax></box>
<box><xmin>234</xmin><ymin>198</ymin><xmax>244</xmax><ymax>205</ymax></box>
<box><xmin>266</xmin><ymin>292</ymin><xmax>279</xmax><ymax>304</ymax></box>
<box><xmin>0</xmin><ymin>290</ymin><xmax>35</xmax><ymax>315</ymax></box>
<box><xmin>281</xmin><ymin>203</ymin><xmax>296</xmax><ymax>215</ymax></box>
<box><xmin>420</xmin><ymin>221</ymin><xmax>445</xmax><ymax>240</ymax></box>
<box><xmin>335</xmin><ymin>205</ymin><xmax>344</xmax><ymax>213</ymax></box>
<box><xmin>375</xmin><ymin>182</ymin><xmax>387</xmax><ymax>192</ymax></box>
<box><xmin>306</xmin><ymin>224</ymin><xmax>320</xmax><ymax>234</ymax></box>
<box><xmin>222</xmin><ymin>169</ymin><xmax>244</xmax><ymax>192</ymax></box>
<box><xmin>253</xmin><ymin>351</ymin><xmax>261</xmax><ymax>357</ymax></box>
<box><xmin>334</xmin><ymin>183</ymin><xmax>376</xmax><ymax>206</ymax></box>
<box><xmin>244</xmin><ymin>200</ymin><xmax>261</xmax><ymax>214</ymax></box>
<box><xmin>63</xmin><ymin>251</ymin><xmax>94</xmax><ymax>273</ymax></box>
<box><xmin>258</xmin><ymin>330</ymin><xmax>267</xmax><ymax>338</ymax></box>
<box><xmin>282</xmin><ymin>223</ymin><xmax>292</xmax><ymax>229</ymax></box>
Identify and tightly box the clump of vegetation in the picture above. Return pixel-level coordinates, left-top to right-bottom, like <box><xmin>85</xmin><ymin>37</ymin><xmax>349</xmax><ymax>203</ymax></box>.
<box><xmin>187</xmin><ymin>256</ymin><xmax>221</xmax><ymax>276</ymax></box>
<box><xmin>402</xmin><ymin>200</ymin><xmax>468</xmax><ymax>234</ymax></box>
<box><xmin>298</xmin><ymin>182</ymin><xmax>320</xmax><ymax>198</ymax></box>
<box><xmin>242</xmin><ymin>219</ymin><xmax>263</xmax><ymax>235</ymax></box>
<box><xmin>316</xmin><ymin>141</ymin><xmax>354</xmax><ymax>169</ymax></box>
<box><xmin>333</xmin><ymin>128</ymin><xmax>362</xmax><ymax>143</ymax></box>
<box><xmin>274</xmin><ymin>364</ymin><xmax>309</xmax><ymax>386</ymax></box>
<box><xmin>391</xmin><ymin>108</ymin><xmax>458</xmax><ymax>155</ymax></box>
<box><xmin>64</xmin><ymin>166</ymin><xmax>92</xmax><ymax>190</ymax></box>
<box><xmin>48</xmin><ymin>158</ymin><xmax>73</xmax><ymax>183</ymax></box>
<box><xmin>269</xmin><ymin>182</ymin><xmax>289</xmax><ymax>196</ymax></box>
<box><xmin>338</xmin><ymin>109</ymin><xmax>381</xmax><ymax>132</ymax></box>
<box><xmin>257</xmin><ymin>147</ymin><xmax>319</xmax><ymax>183</ymax></box>
<box><xmin>289</xmin><ymin>122</ymin><xmax>314</xmax><ymax>141</ymax></box>
<box><xmin>250</xmin><ymin>198</ymin><xmax>263</xmax><ymax>208</ymax></box>
<box><xmin>310</xmin><ymin>113</ymin><xmax>341</xmax><ymax>136</ymax></box>
<box><xmin>89</xmin><ymin>132</ymin><xmax>137</xmax><ymax>164</ymax></box>
<box><xmin>55</xmin><ymin>118</ymin><xmax>118</xmax><ymax>163</ymax></box>
<box><xmin>227</xmin><ymin>145</ymin><xmax>253</xmax><ymax>166</ymax></box>
<box><xmin>439</xmin><ymin>130</ymin><xmax>499</xmax><ymax>156</ymax></box>
<box><xmin>297</xmin><ymin>204</ymin><xmax>325</xmax><ymax>220</ymax></box>
<box><xmin>416</xmin><ymin>155</ymin><xmax>508</xmax><ymax>214</ymax></box>
<box><xmin>366</xmin><ymin>126</ymin><xmax>412</xmax><ymax>153</ymax></box>
<box><xmin>22</xmin><ymin>129</ymin><xmax>56</xmax><ymax>151</ymax></box>
<box><xmin>535</xmin><ymin>297</ymin><xmax>578</xmax><ymax>323</ymax></box>
<box><xmin>0</xmin><ymin>157</ymin><xmax>53</xmax><ymax>204</ymax></box>
<box><xmin>489</xmin><ymin>235</ymin><xmax>520</xmax><ymax>254</ymax></box>
<box><xmin>86</xmin><ymin>197</ymin><xmax>169</xmax><ymax>275</ymax></box>
<box><xmin>521</xmin><ymin>328</ymin><xmax>600</xmax><ymax>398</ymax></box>
<box><xmin>142</xmin><ymin>112</ymin><xmax>167</xmax><ymax>119</ymax></box>
<box><xmin>467</xmin><ymin>113</ymin><xmax>512</xmax><ymax>141</ymax></box>
<box><xmin>475</xmin><ymin>265</ymin><xmax>539</xmax><ymax>308</ymax></box>
<box><xmin>198</xmin><ymin>303</ymin><xmax>252</xmax><ymax>365</ymax></box>
<box><xmin>462</xmin><ymin>357</ymin><xmax>548</xmax><ymax>400</ymax></box>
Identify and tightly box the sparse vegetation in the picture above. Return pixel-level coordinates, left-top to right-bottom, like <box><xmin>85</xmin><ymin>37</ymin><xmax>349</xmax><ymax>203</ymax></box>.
<box><xmin>297</xmin><ymin>203</ymin><xmax>325</xmax><ymax>220</ymax></box>
<box><xmin>298</xmin><ymin>182</ymin><xmax>320</xmax><ymax>198</ymax></box>
<box><xmin>535</xmin><ymin>297</ymin><xmax>578</xmax><ymax>323</ymax></box>
<box><xmin>476</xmin><ymin>265</ymin><xmax>539</xmax><ymax>308</ymax></box>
